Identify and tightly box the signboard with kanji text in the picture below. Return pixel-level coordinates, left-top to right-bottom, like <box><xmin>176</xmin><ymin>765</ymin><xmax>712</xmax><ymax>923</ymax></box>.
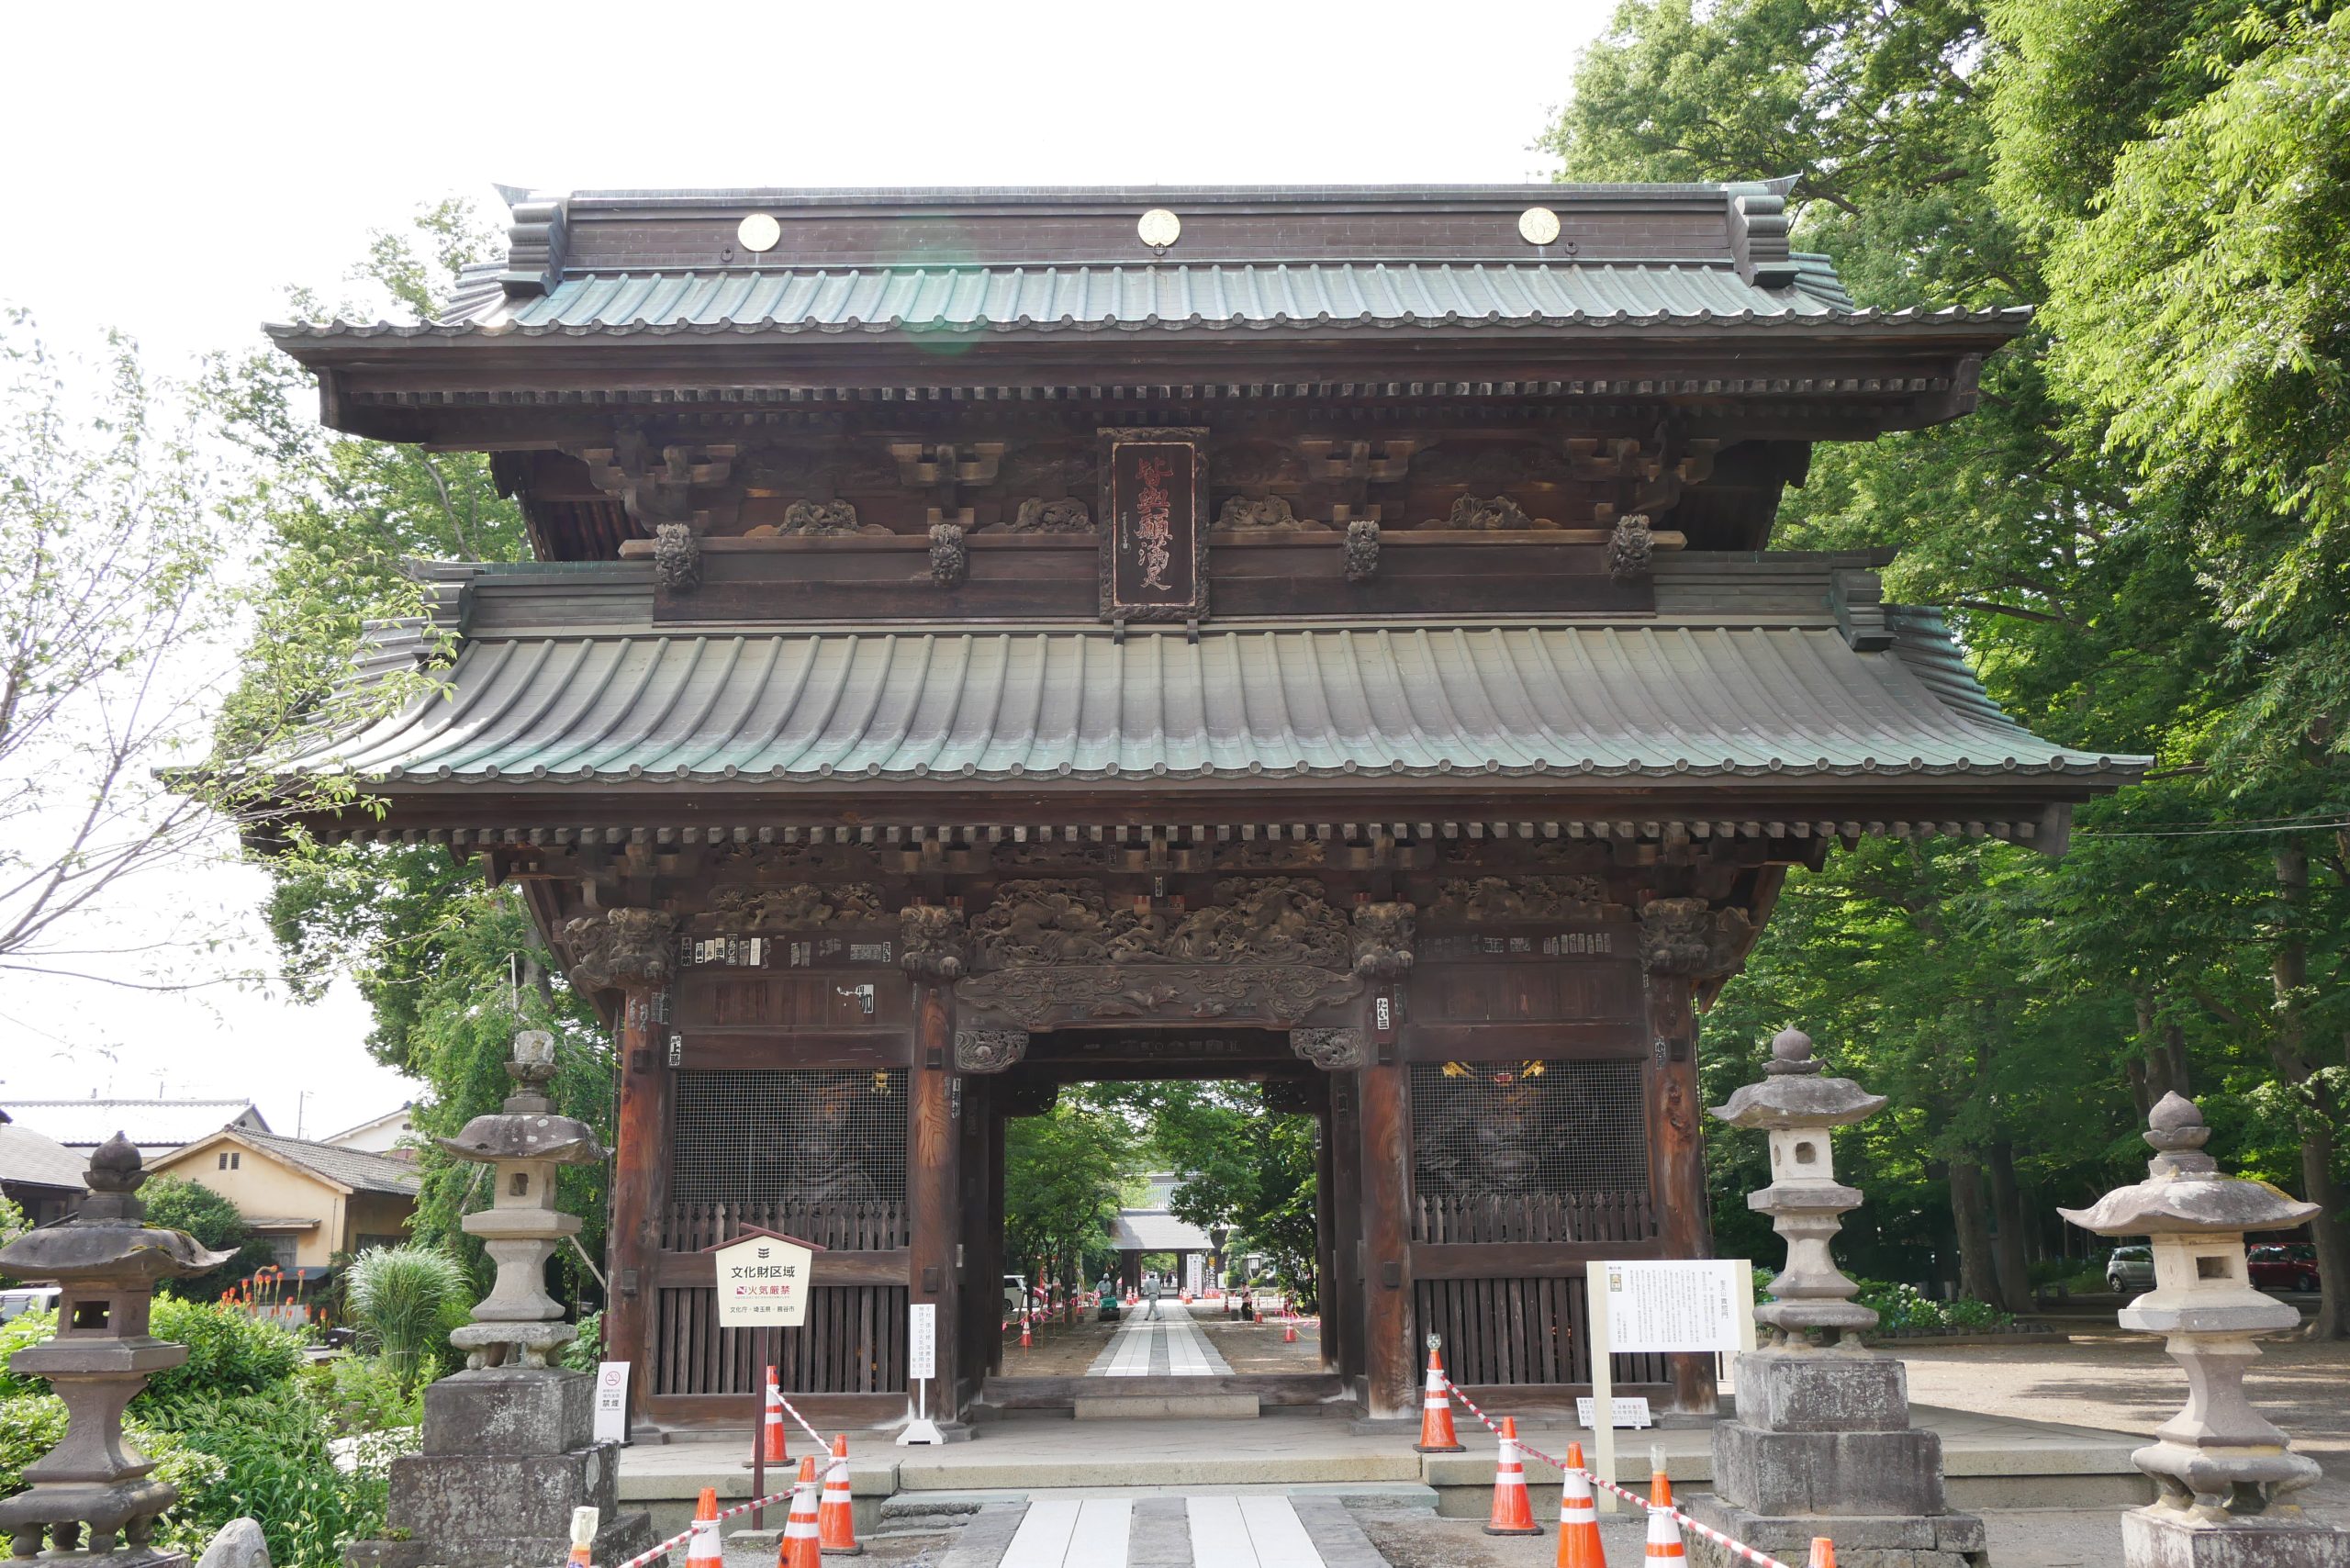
<box><xmin>712</xmin><ymin>1232</ymin><xmax>817</xmax><ymax>1328</ymax></box>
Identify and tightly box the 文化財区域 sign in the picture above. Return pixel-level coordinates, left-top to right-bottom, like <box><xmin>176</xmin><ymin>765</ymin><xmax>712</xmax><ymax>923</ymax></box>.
<box><xmin>712</xmin><ymin>1233</ymin><xmax>816</xmax><ymax>1328</ymax></box>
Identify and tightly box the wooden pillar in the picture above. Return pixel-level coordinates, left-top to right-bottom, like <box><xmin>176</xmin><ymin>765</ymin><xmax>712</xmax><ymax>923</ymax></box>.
<box><xmin>1645</xmin><ymin>965</ymin><xmax>1718</xmax><ymax>1415</ymax></box>
<box><xmin>907</xmin><ymin>979</ymin><xmax>965</xmax><ymax>1428</ymax></box>
<box><xmin>1327</xmin><ymin>1069</ymin><xmax>1366</xmax><ymax>1386</ymax></box>
<box><xmin>1313</xmin><ymin>1097</ymin><xmax>1339</xmax><ymax>1373</ymax></box>
<box><xmin>576</xmin><ymin>909</ymin><xmax>677</xmax><ymax>1426</ymax></box>
<box><xmin>1358</xmin><ymin>1040</ymin><xmax>1415</xmax><ymax>1420</ymax></box>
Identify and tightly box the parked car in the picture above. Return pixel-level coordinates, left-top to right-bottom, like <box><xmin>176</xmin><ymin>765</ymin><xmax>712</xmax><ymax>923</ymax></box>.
<box><xmin>0</xmin><ymin>1286</ymin><xmax>61</xmax><ymax>1323</ymax></box>
<box><xmin>1002</xmin><ymin>1273</ymin><xmax>1029</xmax><ymax>1319</ymax></box>
<box><xmin>2247</xmin><ymin>1244</ymin><xmax>2321</xmax><ymax>1293</ymax></box>
<box><xmin>2106</xmin><ymin>1244</ymin><xmax>2154</xmax><ymax>1294</ymax></box>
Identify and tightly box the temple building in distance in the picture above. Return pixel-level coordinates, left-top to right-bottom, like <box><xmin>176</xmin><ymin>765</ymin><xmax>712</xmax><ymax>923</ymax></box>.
<box><xmin>264</xmin><ymin>184</ymin><xmax>2144</xmax><ymax>1435</ymax></box>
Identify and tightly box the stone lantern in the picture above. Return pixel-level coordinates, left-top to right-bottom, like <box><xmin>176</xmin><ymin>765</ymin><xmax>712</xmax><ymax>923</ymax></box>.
<box><xmin>2061</xmin><ymin>1092</ymin><xmax>2347</xmax><ymax>1567</ymax></box>
<box><xmin>1684</xmin><ymin>1029</ymin><xmax>1986</xmax><ymax>1568</ymax></box>
<box><xmin>345</xmin><ymin>1031</ymin><xmax>651</xmax><ymax>1568</ymax></box>
<box><xmin>439</xmin><ymin>1029</ymin><xmax>598</xmax><ymax>1370</ymax></box>
<box><xmin>0</xmin><ymin>1133</ymin><xmax>229</xmax><ymax>1568</ymax></box>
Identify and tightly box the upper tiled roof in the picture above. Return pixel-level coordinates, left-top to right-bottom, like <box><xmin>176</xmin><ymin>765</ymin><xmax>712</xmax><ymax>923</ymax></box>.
<box><xmin>269</xmin><ymin>184</ymin><xmax>2023</xmax><ymax>346</ymax></box>
<box><xmin>0</xmin><ymin>1121</ymin><xmax>86</xmax><ymax>1192</ymax></box>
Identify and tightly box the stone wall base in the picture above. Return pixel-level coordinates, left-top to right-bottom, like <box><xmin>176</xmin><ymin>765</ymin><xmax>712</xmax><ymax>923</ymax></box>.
<box><xmin>1684</xmin><ymin>1494</ymin><xmax>1986</xmax><ymax>1568</ymax></box>
<box><xmin>2121</xmin><ymin>1506</ymin><xmax>2350</xmax><ymax>1568</ymax></box>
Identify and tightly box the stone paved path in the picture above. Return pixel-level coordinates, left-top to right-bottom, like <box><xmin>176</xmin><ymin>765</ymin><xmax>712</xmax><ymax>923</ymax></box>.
<box><xmin>967</xmin><ymin>1495</ymin><xmax>1387</xmax><ymax>1568</ymax></box>
<box><xmin>1084</xmin><ymin>1301</ymin><xmax>1233</xmax><ymax>1377</ymax></box>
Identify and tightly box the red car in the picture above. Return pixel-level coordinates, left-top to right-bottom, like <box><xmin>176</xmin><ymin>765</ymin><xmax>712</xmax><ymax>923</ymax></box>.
<box><xmin>2246</xmin><ymin>1244</ymin><xmax>2321</xmax><ymax>1292</ymax></box>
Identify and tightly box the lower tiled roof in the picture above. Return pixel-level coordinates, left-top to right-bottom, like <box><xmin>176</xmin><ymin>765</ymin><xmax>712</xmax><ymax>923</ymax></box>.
<box><xmin>282</xmin><ymin>622</ymin><xmax>2140</xmax><ymax>788</ymax></box>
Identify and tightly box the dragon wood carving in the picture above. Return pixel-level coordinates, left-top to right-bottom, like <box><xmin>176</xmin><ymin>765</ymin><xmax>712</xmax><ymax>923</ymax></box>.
<box><xmin>1431</xmin><ymin>876</ymin><xmax>1607</xmax><ymax>924</ymax></box>
<box><xmin>1637</xmin><ymin>896</ymin><xmax>1756</xmax><ymax>978</ymax></box>
<box><xmin>1350</xmin><ymin>902</ymin><xmax>1416</xmax><ymax>978</ymax></box>
<box><xmin>900</xmin><ymin>905</ymin><xmax>968</xmax><ymax>981</ymax></box>
<box><xmin>953</xmin><ymin>965</ymin><xmax>1364</xmax><ymax>1030</ymax></box>
<box><xmin>711</xmin><ymin>882</ymin><xmax>885</xmax><ymax>928</ymax></box>
<box><xmin>561</xmin><ymin>908</ymin><xmax>677</xmax><ymax>992</ymax></box>
<box><xmin>967</xmin><ymin>878</ymin><xmax>1349</xmax><ymax>969</ymax></box>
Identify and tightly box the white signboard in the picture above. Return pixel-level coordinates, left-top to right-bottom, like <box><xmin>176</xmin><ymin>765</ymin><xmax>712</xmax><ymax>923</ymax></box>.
<box><xmin>713</xmin><ymin>1234</ymin><xmax>816</xmax><ymax>1328</ymax></box>
<box><xmin>1575</xmin><ymin>1396</ymin><xmax>1654</xmax><ymax>1430</ymax></box>
<box><xmin>907</xmin><ymin>1303</ymin><xmax>937</xmax><ymax>1381</ymax></box>
<box><xmin>1185</xmin><ymin>1253</ymin><xmax>1203</xmax><ymax>1295</ymax></box>
<box><xmin>592</xmin><ymin>1361</ymin><xmax>630</xmax><ymax>1444</ymax></box>
<box><xmin>1602</xmin><ymin>1260</ymin><xmax>1747</xmax><ymax>1354</ymax></box>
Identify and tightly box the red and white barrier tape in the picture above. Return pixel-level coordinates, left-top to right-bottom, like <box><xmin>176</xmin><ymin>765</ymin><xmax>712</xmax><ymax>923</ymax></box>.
<box><xmin>603</xmin><ymin>1487</ymin><xmax>795</xmax><ymax>1568</ymax></box>
<box><xmin>1438</xmin><ymin>1376</ymin><xmax>1796</xmax><ymax>1568</ymax></box>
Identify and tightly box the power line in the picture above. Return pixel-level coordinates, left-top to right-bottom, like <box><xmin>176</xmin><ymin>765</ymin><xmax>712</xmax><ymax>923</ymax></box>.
<box><xmin>2076</xmin><ymin>818</ymin><xmax>2350</xmax><ymax>840</ymax></box>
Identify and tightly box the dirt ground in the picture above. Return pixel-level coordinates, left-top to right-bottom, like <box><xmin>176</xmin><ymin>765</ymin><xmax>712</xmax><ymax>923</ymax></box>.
<box><xmin>1198</xmin><ymin>1316</ymin><xmax>1324</xmax><ymax>1373</ymax></box>
<box><xmin>990</xmin><ymin>1314</ymin><xmax>1120</xmax><ymax>1376</ymax></box>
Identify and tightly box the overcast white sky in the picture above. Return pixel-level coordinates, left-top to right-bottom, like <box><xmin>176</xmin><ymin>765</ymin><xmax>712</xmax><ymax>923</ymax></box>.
<box><xmin>0</xmin><ymin>0</ymin><xmax>1614</xmax><ymax>1141</ymax></box>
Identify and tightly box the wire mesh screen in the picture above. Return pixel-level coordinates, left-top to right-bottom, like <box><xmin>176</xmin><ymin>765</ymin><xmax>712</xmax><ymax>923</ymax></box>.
<box><xmin>666</xmin><ymin>1070</ymin><xmax>908</xmax><ymax>1249</ymax></box>
<box><xmin>1409</xmin><ymin>1059</ymin><xmax>1655</xmax><ymax>1244</ymax></box>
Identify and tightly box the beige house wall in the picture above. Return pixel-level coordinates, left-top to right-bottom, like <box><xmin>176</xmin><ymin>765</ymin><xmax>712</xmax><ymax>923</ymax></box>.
<box><xmin>150</xmin><ymin>1134</ymin><xmax>413</xmax><ymax>1269</ymax></box>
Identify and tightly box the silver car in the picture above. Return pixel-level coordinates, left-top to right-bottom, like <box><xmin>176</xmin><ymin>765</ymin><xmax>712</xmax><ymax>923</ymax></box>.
<box><xmin>2106</xmin><ymin>1244</ymin><xmax>2154</xmax><ymax>1294</ymax></box>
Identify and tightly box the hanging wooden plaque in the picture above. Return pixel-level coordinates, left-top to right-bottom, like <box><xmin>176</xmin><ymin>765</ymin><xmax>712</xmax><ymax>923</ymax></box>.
<box><xmin>1098</xmin><ymin>426</ymin><xmax>1208</xmax><ymax>621</ymax></box>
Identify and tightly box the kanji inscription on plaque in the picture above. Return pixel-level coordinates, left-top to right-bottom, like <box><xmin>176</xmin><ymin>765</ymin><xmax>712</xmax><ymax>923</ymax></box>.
<box><xmin>1099</xmin><ymin>427</ymin><xmax>1207</xmax><ymax>620</ymax></box>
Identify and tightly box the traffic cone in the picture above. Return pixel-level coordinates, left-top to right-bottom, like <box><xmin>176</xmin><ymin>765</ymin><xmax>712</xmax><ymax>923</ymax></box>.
<box><xmin>1019</xmin><ymin>1313</ymin><xmax>1032</xmax><ymax>1349</ymax></box>
<box><xmin>566</xmin><ymin>1506</ymin><xmax>599</xmax><ymax>1568</ymax></box>
<box><xmin>1413</xmin><ymin>1342</ymin><xmax>1464</xmax><ymax>1453</ymax></box>
<box><xmin>818</xmin><ymin>1436</ymin><xmax>861</xmax><ymax>1556</ymax></box>
<box><xmin>764</xmin><ymin>1368</ymin><xmax>788</xmax><ymax>1465</ymax></box>
<box><xmin>1282</xmin><ymin>1309</ymin><xmax>1299</xmax><ymax>1344</ymax></box>
<box><xmin>1483</xmin><ymin>1417</ymin><xmax>1540</xmax><ymax>1536</ymax></box>
<box><xmin>780</xmin><ymin>1455</ymin><xmax>822</xmax><ymax>1568</ymax></box>
<box><xmin>1643</xmin><ymin>1466</ymin><xmax>1684</xmax><ymax>1562</ymax></box>
<box><xmin>1807</xmin><ymin>1540</ymin><xmax>1837</xmax><ymax>1568</ymax></box>
<box><xmin>684</xmin><ymin>1488</ymin><xmax>721</xmax><ymax>1568</ymax></box>
<box><xmin>1556</xmin><ymin>1442</ymin><xmax>1606</xmax><ymax>1568</ymax></box>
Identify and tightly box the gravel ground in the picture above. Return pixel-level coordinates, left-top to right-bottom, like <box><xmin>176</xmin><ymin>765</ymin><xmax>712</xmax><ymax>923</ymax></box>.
<box><xmin>1197</xmin><ymin>1317</ymin><xmax>1323</xmax><ymax>1373</ymax></box>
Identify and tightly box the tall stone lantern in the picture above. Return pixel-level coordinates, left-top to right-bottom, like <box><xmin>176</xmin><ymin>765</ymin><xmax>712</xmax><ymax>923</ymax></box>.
<box><xmin>2061</xmin><ymin>1092</ymin><xmax>2348</xmax><ymax>1568</ymax></box>
<box><xmin>1684</xmin><ymin>1029</ymin><xmax>1987</xmax><ymax>1568</ymax></box>
<box><xmin>0</xmin><ymin>1133</ymin><xmax>229</xmax><ymax>1568</ymax></box>
<box><xmin>344</xmin><ymin>1031</ymin><xmax>652</xmax><ymax>1568</ymax></box>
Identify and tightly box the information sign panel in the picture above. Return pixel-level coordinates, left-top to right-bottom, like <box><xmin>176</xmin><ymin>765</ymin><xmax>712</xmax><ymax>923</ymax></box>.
<box><xmin>1602</xmin><ymin>1259</ymin><xmax>1747</xmax><ymax>1354</ymax></box>
<box><xmin>592</xmin><ymin>1361</ymin><xmax>630</xmax><ymax>1444</ymax></box>
<box><xmin>908</xmin><ymin>1302</ymin><xmax>936</xmax><ymax>1381</ymax></box>
<box><xmin>713</xmin><ymin>1234</ymin><xmax>816</xmax><ymax>1328</ymax></box>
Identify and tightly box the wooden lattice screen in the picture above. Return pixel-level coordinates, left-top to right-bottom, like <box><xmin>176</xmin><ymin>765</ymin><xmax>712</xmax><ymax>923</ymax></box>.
<box><xmin>1412</xmin><ymin>1273</ymin><xmax>1671</xmax><ymax>1389</ymax></box>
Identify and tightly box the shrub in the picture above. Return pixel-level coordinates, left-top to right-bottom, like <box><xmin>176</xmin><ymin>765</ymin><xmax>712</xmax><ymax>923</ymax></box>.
<box><xmin>151</xmin><ymin>1391</ymin><xmax>396</xmax><ymax>1568</ymax></box>
<box><xmin>143</xmin><ymin>1297</ymin><xmax>307</xmax><ymax>1403</ymax></box>
<box><xmin>297</xmin><ymin>1353</ymin><xmax>423</xmax><ymax>1437</ymax></box>
<box><xmin>0</xmin><ymin>1309</ymin><xmax>55</xmax><ymax>1397</ymax></box>
<box><xmin>345</xmin><ymin>1245</ymin><xmax>469</xmax><ymax>1391</ymax></box>
<box><xmin>557</xmin><ymin>1309</ymin><xmax>603</xmax><ymax>1373</ymax></box>
<box><xmin>1851</xmin><ymin>1279</ymin><xmax>2014</xmax><ymax>1335</ymax></box>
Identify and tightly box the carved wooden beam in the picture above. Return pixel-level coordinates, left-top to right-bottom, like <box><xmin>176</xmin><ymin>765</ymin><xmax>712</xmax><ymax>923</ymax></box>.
<box><xmin>560</xmin><ymin>907</ymin><xmax>677</xmax><ymax>994</ymax></box>
<box><xmin>1291</xmin><ymin>1027</ymin><xmax>1365</xmax><ymax>1070</ymax></box>
<box><xmin>955</xmin><ymin>1028</ymin><xmax>1028</xmax><ymax>1072</ymax></box>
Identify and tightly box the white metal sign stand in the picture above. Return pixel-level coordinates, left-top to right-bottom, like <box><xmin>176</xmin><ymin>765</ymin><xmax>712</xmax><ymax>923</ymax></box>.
<box><xmin>899</xmin><ymin>1302</ymin><xmax>944</xmax><ymax>1445</ymax></box>
<box><xmin>1585</xmin><ymin>1258</ymin><xmax>1755</xmax><ymax>1512</ymax></box>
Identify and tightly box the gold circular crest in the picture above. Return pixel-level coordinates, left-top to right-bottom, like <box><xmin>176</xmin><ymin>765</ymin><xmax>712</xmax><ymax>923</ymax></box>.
<box><xmin>1517</xmin><ymin>206</ymin><xmax>1562</xmax><ymax>246</ymax></box>
<box><xmin>736</xmin><ymin>213</ymin><xmax>782</xmax><ymax>253</ymax></box>
<box><xmin>1136</xmin><ymin>207</ymin><xmax>1182</xmax><ymax>249</ymax></box>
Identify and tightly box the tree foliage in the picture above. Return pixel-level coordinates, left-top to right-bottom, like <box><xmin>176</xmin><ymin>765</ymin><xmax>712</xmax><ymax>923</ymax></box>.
<box><xmin>1002</xmin><ymin>1092</ymin><xmax>1139</xmax><ymax>1295</ymax></box>
<box><xmin>1550</xmin><ymin>0</ymin><xmax>2350</xmax><ymax>1332</ymax></box>
<box><xmin>1147</xmin><ymin>1083</ymin><xmax>1321</xmax><ymax>1302</ymax></box>
<box><xmin>141</xmin><ymin>1173</ymin><xmax>274</xmax><ymax>1301</ymax></box>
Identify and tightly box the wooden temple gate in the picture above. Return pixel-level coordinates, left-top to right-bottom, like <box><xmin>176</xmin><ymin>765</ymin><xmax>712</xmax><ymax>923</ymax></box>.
<box><xmin>264</xmin><ymin>183</ymin><xmax>2141</xmax><ymax>1434</ymax></box>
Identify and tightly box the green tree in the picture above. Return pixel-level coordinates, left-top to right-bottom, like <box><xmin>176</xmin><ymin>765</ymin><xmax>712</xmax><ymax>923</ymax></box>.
<box><xmin>1146</xmin><ymin>1083</ymin><xmax>1321</xmax><ymax>1303</ymax></box>
<box><xmin>140</xmin><ymin>1175</ymin><xmax>274</xmax><ymax>1301</ymax></box>
<box><xmin>1002</xmin><ymin>1092</ymin><xmax>1139</xmax><ymax>1305</ymax></box>
<box><xmin>1547</xmin><ymin>0</ymin><xmax>2349</xmax><ymax>1329</ymax></box>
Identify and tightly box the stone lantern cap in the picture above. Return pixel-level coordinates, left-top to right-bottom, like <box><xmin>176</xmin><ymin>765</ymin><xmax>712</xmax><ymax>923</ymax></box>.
<box><xmin>1711</xmin><ymin>1029</ymin><xmax>1887</xmax><ymax>1129</ymax></box>
<box><xmin>2059</xmin><ymin>1092</ymin><xmax>2317</xmax><ymax>1238</ymax></box>
<box><xmin>0</xmin><ymin>1133</ymin><xmax>231</xmax><ymax>1286</ymax></box>
<box><xmin>435</xmin><ymin>1114</ymin><xmax>604</xmax><ymax>1167</ymax></box>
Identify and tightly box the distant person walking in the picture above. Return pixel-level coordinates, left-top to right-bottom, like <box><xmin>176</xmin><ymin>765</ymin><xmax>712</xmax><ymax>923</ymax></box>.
<box><xmin>1142</xmin><ymin>1272</ymin><xmax>1162</xmax><ymax>1321</ymax></box>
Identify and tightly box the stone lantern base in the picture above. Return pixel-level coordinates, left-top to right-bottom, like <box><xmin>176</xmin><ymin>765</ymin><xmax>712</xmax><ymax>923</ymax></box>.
<box><xmin>2121</xmin><ymin>1506</ymin><xmax>2350</xmax><ymax>1568</ymax></box>
<box><xmin>1684</xmin><ymin>1350</ymin><xmax>1986</xmax><ymax>1568</ymax></box>
<box><xmin>343</xmin><ymin>1368</ymin><xmax>652</xmax><ymax>1568</ymax></box>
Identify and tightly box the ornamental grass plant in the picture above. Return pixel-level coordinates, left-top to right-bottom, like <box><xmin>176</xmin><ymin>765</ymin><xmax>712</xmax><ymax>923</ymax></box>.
<box><xmin>344</xmin><ymin>1245</ymin><xmax>471</xmax><ymax>1392</ymax></box>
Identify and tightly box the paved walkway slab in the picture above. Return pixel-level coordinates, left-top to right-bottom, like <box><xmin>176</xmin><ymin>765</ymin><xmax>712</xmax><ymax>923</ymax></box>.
<box><xmin>1086</xmin><ymin>1302</ymin><xmax>1233</xmax><ymax>1378</ymax></box>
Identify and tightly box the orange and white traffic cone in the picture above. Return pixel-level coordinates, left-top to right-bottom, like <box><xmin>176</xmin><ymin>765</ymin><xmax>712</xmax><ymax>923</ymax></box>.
<box><xmin>781</xmin><ymin>1455</ymin><xmax>822</xmax><ymax>1568</ymax></box>
<box><xmin>818</xmin><ymin>1435</ymin><xmax>861</xmax><ymax>1556</ymax></box>
<box><xmin>764</xmin><ymin>1368</ymin><xmax>788</xmax><ymax>1465</ymax></box>
<box><xmin>1019</xmin><ymin>1313</ymin><xmax>1033</xmax><ymax>1349</ymax></box>
<box><xmin>684</xmin><ymin>1488</ymin><xmax>721</xmax><ymax>1568</ymax></box>
<box><xmin>1484</xmin><ymin>1417</ymin><xmax>1540</xmax><ymax>1536</ymax></box>
<box><xmin>1282</xmin><ymin>1309</ymin><xmax>1299</xmax><ymax>1344</ymax></box>
<box><xmin>1807</xmin><ymin>1540</ymin><xmax>1837</xmax><ymax>1568</ymax></box>
<box><xmin>566</xmin><ymin>1506</ymin><xmax>599</xmax><ymax>1568</ymax></box>
<box><xmin>1643</xmin><ymin>1466</ymin><xmax>1684</xmax><ymax>1562</ymax></box>
<box><xmin>1413</xmin><ymin>1340</ymin><xmax>1464</xmax><ymax>1453</ymax></box>
<box><xmin>1556</xmin><ymin>1442</ymin><xmax>1606</xmax><ymax>1568</ymax></box>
